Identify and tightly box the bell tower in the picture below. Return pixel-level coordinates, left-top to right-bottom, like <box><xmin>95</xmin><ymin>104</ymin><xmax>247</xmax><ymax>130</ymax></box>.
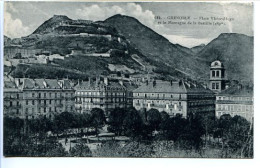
<box><xmin>209</xmin><ymin>60</ymin><xmax>226</xmax><ymax>93</ymax></box>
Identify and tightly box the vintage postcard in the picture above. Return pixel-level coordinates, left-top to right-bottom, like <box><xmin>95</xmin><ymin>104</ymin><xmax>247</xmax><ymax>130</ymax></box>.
<box><xmin>2</xmin><ymin>1</ymin><xmax>253</xmax><ymax>158</ymax></box>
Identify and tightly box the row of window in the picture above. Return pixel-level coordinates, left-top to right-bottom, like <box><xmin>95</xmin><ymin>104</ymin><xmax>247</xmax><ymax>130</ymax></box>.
<box><xmin>25</xmin><ymin>106</ymin><xmax>74</xmax><ymax>113</ymax></box>
<box><xmin>217</xmin><ymin>96</ymin><xmax>252</xmax><ymax>101</ymax></box>
<box><xmin>211</xmin><ymin>70</ymin><xmax>224</xmax><ymax>78</ymax></box>
<box><xmin>25</xmin><ymin>99</ymin><xmax>66</xmax><ymax>105</ymax></box>
<box><xmin>212</xmin><ymin>83</ymin><xmax>220</xmax><ymax>90</ymax></box>
<box><xmin>135</xmin><ymin>99</ymin><xmax>182</xmax><ymax>105</ymax></box>
<box><xmin>216</xmin><ymin>104</ymin><xmax>253</xmax><ymax>111</ymax></box>
<box><xmin>76</xmin><ymin>91</ymin><xmax>125</xmax><ymax>96</ymax></box>
<box><xmin>134</xmin><ymin>93</ymin><xmax>183</xmax><ymax>99</ymax></box>
<box><xmin>25</xmin><ymin>92</ymin><xmax>74</xmax><ymax>98</ymax></box>
<box><xmin>188</xmin><ymin>101</ymin><xmax>214</xmax><ymax>106</ymax></box>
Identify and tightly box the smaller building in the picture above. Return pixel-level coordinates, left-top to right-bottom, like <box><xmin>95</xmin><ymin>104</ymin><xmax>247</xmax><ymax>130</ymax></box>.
<box><xmin>216</xmin><ymin>84</ymin><xmax>253</xmax><ymax>122</ymax></box>
<box><xmin>209</xmin><ymin>60</ymin><xmax>227</xmax><ymax>93</ymax></box>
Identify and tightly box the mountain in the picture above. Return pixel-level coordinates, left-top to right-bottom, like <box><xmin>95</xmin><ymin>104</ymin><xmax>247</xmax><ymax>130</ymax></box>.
<box><xmin>5</xmin><ymin>14</ymin><xmax>254</xmax><ymax>83</ymax></box>
<box><xmin>190</xmin><ymin>44</ymin><xmax>205</xmax><ymax>54</ymax></box>
<box><xmin>104</xmin><ymin>14</ymin><xmax>205</xmax><ymax>79</ymax></box>
<box><xmin>196</xmin><ymin>33</ymin><xmax>253</xmax><ymax>82</ymax></box>
<box><xmin>33</xmin><ymin>15</ymin><xmax>72</xmax><ymax>35</ymax></box>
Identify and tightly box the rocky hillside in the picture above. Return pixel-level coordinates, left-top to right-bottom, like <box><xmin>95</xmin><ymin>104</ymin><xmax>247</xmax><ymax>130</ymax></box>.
<box><xmin>5</xmin><ymin>14</ymin><xmax>254</xmax><ymax>83</ymax></box>
<box><xmin>190</xmin><ymin>44</ymin><xmax>205</xmax><ymax>54</ymax></box>
<box><xmin>104</xmin><ymin>14</ymin><xmax>206</xmax><ymax>79</ymax></box>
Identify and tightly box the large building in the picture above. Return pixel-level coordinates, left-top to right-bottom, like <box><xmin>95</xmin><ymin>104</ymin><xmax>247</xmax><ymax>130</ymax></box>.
<box><xmin>133</xmin><ymin>80</ymin><xmax>215</xmax><ymax>118</ymax></box>
<box><xmin>3</xmin><ymin>81</ymin><xmax>23</xmax><ymax>118</ymax></box>
<box><xmin>4</xmin><ymin>78</ymin><xmax>75</xmax><ymax>119</ymax></box>
<box><xmin>216</xmin><ymin>84</ymin><xmax>253</xmax><ymax>122</ymax></box>
<box><xmin>74</xmin><ymin>78</ymin><xmax>132</xmax><ymax>116</ymax></box>
<box><xmin>74</xmin><ymin>79</ymin><xmax>106</xmax><ymax>113</ymax></box>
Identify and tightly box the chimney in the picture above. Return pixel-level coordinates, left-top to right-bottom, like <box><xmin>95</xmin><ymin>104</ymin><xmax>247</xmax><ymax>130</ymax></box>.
<box><xmin>14</xmin><ymin>78</ymin><xmax>19</xmax><ymax>87</ymax></box>
<box><xmin>153</xmin><ymin>80</ymin><xmax>156</xmax><ymax>87</ymax></box>
<box><xmin>104</xmin><ymin>77</ymin><xmax>108</xmax><ymax>85</ymax></box>
<box><xmin>96</xmin><ymin>76</ymin><xmax>99</xmax><ymax>86</ymax></box>
<box><xmin>43</xmin><ymin>79</ymin><xmax>47</xmax><ymax>88</ymax></box>
<box><xmin>179</xmin><ymin>80</ymin><xmax>182</xmax><ymax>87</ymax></box>
<box><xmin>119</xmin><ymin>80</ymin><xmax>123</xmax><ymax>86</ymax></box>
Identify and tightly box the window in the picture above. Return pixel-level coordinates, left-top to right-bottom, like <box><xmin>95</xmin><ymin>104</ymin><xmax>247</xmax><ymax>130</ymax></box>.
<box><xmin>44</xmin><ymin>108</ymin><xmax>46</xmax><ymax>113</ymax></box>
<box><xmin>55</xmin><ymin>93</ymin><xmax>57</xmax><ymax>98</ymax></box>
<box><xmin>17</xmin><ymin>94</ymin><xmax>19</xmax><ymax>99</ymax></box>
<box><xmin>212</xmin><ymin>83</ymin><xmax>216</xmax><ymax>89</ymax></box>
<box><xmin>26</xmin><ymin>100</ymin><xmax>28</xmax><ymax>105</ymax></box>
<box><xmin>216</xmin><ymin>71</ymin><xmax>219</xmax><ymax>77</ymax></box>
<box><xmin>32</xmin><ymin>93</ymin><xmax>35</xmax><ymax>98</ymax></box>
<box><xmin>212</xmin><ymin>71</ymin><xmax>215</xmax><ymax>77</ymax></box>
<box><xmin>49</xmin><ymin>100</ymin><xmax>51</xmax><ymax>104</ymax></box>
<box><xmin>32</xmin><ymin>100</ymin><xmax>35</xmax><ymax>105</ymax></box>
<box><xmin>49</xmin><ymin>93</ymin><xmax>51</xmax><ymax>97</ymax></box>
<box><xmin>10</xmin><ymin>101</ymin><xmax>13</xmax><ymax>107</ymax></box>
<box><xmin>216</xmin><ymin>83</ymin><xmax>219</xmax><ymax>90</ymax></box>
<box><xmin>49</xmin><ymin>107</ymin><xmax>51</xmax><ymax>112</ymax></box>
<box><xmin>44</xmin><ymin>93</ymin><xmax>46</xmax><ymax>98</ymax></box>
<box><xmin>39</xmin><ymin>93</ymin><xmax>41</xmax><ymax>98</ymax></box>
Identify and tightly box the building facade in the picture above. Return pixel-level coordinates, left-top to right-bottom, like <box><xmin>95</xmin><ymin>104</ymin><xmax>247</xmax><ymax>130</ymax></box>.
<box><xmin>3</xmin><ymin>81</ymin><xmax>23</xmax><ymax>118</ymax></box>
<box><xmin>4</xmin><ymin>78</ymin><xmax>75</xmax><ymax>119</ymax></box>
<box><xmin>74</xmin><ymin>80</ymin><xmax>106</xmax><ymax>113</ymax></box>
<box><xmin>133</xmin><ymin>80</ymin><xmax>215</xmax><ymax>118</ymax></box>
<box><xmin>216</xmin><ymin>85</ymin><xmax>253</xmax><ymax>122</ymax></box>
<box><xmin>74</xmin><ymin>78</ymin><xmax>129</xmax><ymax>116</ymax></box>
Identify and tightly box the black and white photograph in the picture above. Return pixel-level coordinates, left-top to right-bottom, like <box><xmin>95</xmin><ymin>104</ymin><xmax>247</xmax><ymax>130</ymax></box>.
<box><xmin>2</xmin><ymin>1</ymin><xmax>254</xmax><ymax>158</ymax></box>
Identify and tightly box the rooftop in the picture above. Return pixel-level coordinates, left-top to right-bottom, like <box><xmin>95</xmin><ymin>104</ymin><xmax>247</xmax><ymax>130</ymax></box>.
<box><xmin>133</xmin><ymin>80</ymin><xmax>213</xmax><ymax>94</ymax></box>
<box><xmin>218</xmin><ymin>84</ymin><xmax>253</xmax><ymax>96</ymax></box>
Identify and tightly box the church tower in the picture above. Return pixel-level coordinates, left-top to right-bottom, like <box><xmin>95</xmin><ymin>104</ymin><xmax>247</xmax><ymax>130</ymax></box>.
<box><xmin>209</xmin><ymin>60</ymin><xmax>226</xmax><ymax>93</ymax></box>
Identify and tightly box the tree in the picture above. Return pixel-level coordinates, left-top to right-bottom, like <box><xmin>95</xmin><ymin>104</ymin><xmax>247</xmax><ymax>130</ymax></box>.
<box><xmin>164</xmin><ymin>114</ymin><xmax>188</xmax><ymax>141</ymax></box>
<box><xmin>108</xmin><ymin>108</ymin><xmax>126</xmax><ymax>135</ymax></box>
<box><xmin>90</xmin><ymin>108</ymin><xmax>106</xmax><ymax>136</ymax></box>
<box><xmin>69</xmin><ymin>143</ymin><xmax>92</xmax><ymax>157</ymax></box>
<box><xmin>52</xmin><ymin>112</ymin><xmax>75</xmax><ymax>137</ymax></box>
<box><xmin>123</xmin><ymin>107</ymin><xmax>143</xmax><ymax>138</ymax></box>
<box><xmin>147</xmin><ymin>108</ymin><xmax>162</xmax><ymax>131</ymax></box>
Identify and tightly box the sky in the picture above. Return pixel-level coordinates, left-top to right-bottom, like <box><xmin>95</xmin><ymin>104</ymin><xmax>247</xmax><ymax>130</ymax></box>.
<box><xmin>4</xmin><ymin>1</ymin><xmax>253</xmax><ymax>48</ymax></box>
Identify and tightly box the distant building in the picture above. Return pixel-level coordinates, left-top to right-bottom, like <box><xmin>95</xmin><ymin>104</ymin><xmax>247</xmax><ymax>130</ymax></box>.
<box><xmin>133</xmin><ymin>80</ymin><xmax>215</xmax><ymax>118</ymax></box>
<box><xmin>4</xmin><ymin>47</ymin><xmax>42</xmax><ymax>59</ymax></box>
<box><xmin>216</xmin><ymin>84</ymin><xmax>253</xmax><ymax>122</ymax></box>
<box><xmin>209</xmin><ymin>60</ymin><xmax>227</xmax><ymax>93</ymax></box>
<box><xmin>104</xmin><ymin>80</ymin><xmax>127</xmax><ymax>115</ymax></box>
<box><xmin>74</xmin><ymin>78</ymin><xmax>130</xmax><ymax>116</ymax></box>
<box><xmin>3</xmin><ymin>81</ymin><xmax>22</xmax><ymax>118</ymax></box>
<box><xmin>4</xmin><ymin>78</ymin><xmax>75</xmax><ymax>119</ymax></box>
<box><xmin>74</xmin><ymin>80</ymin><xmax>106</xmax><ymax>113</ymax></box>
